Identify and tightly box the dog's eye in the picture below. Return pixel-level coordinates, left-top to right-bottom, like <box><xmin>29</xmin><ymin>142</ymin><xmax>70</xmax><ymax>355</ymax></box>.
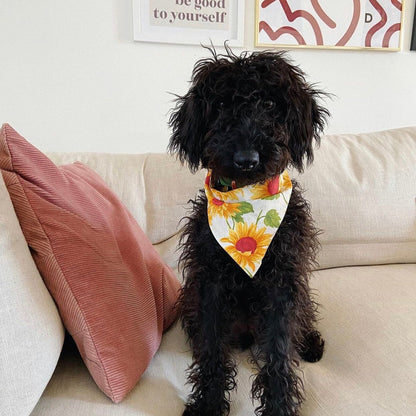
<box><xmin>264</xmin><ymin>100</ymin><xmax>275</xmax><ymax>110</ymax></box>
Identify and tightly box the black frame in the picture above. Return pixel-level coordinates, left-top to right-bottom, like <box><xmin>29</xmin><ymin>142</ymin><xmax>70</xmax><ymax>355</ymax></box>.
<box><xmin>411</xmin><ymin>3</ymin><xmax>416</xmax><ymax>50</ymax></box>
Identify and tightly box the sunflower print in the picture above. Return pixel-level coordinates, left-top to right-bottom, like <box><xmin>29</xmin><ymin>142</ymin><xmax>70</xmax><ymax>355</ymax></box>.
<box><xmin>207</xmin><ymin>194</ymin><xmax>241</xmax><ymax>225</ymax></box>
<box><xmin>205</xmin><ymin>169</ymin><xmax>292</xmax><ymax>277</ymax></box>
<box><xmin>250</xmin><ymin>171</ymin><xmax>292</xmax><ymax>200</ymax></box>
<box><xmin>216</xmin><ymin>187</ymin><xmax>244</xmax><ymax>202</ymax></box>
<box><xmin>280</xmin><ymin>170</ymin><xmax>292</xmax><ymax>192</ymax></box>
<box><xmin>207</xmin><ymin>180</ymin><xmax>244</xmax><ymax>203</ymax></box>
<box><xmin>205</xmin><ymin>172</ymin><xmax>249</xmax><ymax>225</ymax></box>
<box><xmin>220</xmin><ymin>222</ymin><xmax>273</xmax><ymax>276</ymax></box>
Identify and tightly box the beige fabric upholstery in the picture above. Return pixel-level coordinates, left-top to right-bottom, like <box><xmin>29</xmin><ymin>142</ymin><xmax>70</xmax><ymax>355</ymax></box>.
<box><xmin>48</xmin><ymin>126</ymin><xmax>416</xmax><ymax>270</ymax></box>
<box><xmin>31</xmin><ymin>264</ymin><xmax>416</xmax><ymax>415</ymax></box>
<box><xmin>303</xmin><ymin>264</ymin><xmax>416</xmax><ymax>415</ymax></box>
<box><xmin>0</xmin><ymin>176</ymin><xmax>65</xmax><ymax>416</ymax></box>
<box><xmin>47</xmin><ymin>152</ymin><xmax>204</xmax><ymax>246</ymax></box>
<box><xmin>296</xmin><ymin>127</ymin><xmax>416</xmax><ymax>269</ymax></box>
<box><xmin>0</xmin><ymin>125</ymin><xmax>409</xmax><ymax>415</ymax></box>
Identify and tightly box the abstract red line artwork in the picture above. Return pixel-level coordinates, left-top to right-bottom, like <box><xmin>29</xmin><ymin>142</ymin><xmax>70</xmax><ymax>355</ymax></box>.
<box><xmin>256</xmin><ymin>0</ymin><xmax>403</xmax><ymax>50</ymax></box>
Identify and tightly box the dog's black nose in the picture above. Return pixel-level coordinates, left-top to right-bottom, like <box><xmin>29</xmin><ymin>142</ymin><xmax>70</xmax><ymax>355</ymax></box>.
<box><xmin>233</xmin><ymin>151</ymin><xmax>259</xmax><ymax>171</ymax></box>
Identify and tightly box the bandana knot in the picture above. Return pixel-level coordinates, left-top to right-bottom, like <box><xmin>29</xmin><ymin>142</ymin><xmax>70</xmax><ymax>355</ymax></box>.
<box><xmin>205</xmin><ymin>170</ymin><xmax>292</xmax><ymax>277</ymax></box>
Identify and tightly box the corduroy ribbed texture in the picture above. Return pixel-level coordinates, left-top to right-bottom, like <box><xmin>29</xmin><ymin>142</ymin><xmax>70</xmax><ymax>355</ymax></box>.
<box><xmin>0</xmin><ymin>124</ymin><xmax>181</xmax><ymax>403</ymax></box>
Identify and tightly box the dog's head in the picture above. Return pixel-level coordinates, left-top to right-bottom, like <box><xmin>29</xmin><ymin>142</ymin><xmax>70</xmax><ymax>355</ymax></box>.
<box><xmin>169</xmin><ymin>47</ymin><xmax>329</xmax><ymax>186</ymax></box>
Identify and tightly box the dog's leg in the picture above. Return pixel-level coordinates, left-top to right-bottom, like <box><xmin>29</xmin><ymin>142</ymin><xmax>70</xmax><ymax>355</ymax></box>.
<box><xmin>294</xmin><ymin>292</ymin><xmax>325</xmax><ymax>363</ymax></box>
<box><xmin>289</xmin><ymin>273</ymin><xmax>325</xmax><ymax>363</ymax></box>
<box><xmin>274</xmin><ymin>185</ymin><xmax>325</xmax><ymax>365</ymax></box>
<box><xmin>251</xmin><ymin>286</ymin><xmax>303</xmax><ymax>416</ymax></box>
<box><xmin>180</xmin><ymin>276</ymin><xmax>237</xmax><ymax>416</ymax></box>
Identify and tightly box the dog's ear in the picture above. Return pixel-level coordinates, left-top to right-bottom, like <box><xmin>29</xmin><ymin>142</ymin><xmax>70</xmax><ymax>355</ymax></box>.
<box><xmin>284</xmin><ymin>78</ymin><xmax>329</xmax><ymax>172</ymax></box>
<box><xmin>168</xmin><ymin>51</ymin><xmax>222</xmax><ymax>172</ymax></box>
<box><xmin>169</xmin><ymin>86</ymin><xmax>210</xmax><ymax>173</ymax></box>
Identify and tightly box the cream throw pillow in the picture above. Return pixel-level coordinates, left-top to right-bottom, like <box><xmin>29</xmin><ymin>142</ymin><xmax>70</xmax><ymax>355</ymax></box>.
<box><xmin>0</xmin><ymin>175</ymin><xmax>64</xmax><ymax>416</ymax></box>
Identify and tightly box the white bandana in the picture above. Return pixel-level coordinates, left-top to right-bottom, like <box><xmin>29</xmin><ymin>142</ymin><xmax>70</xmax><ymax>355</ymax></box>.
<box><xmin>205</xmin><ymin>170</ymin><xmax>292</xmax><ymax>277</ymax></box>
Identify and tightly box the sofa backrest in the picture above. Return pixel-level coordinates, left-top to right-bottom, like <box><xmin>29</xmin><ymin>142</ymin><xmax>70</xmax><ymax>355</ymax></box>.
<box><xmin>296</xmin><ymin>126</ymin><xmax>416</xmax><ymax>269</ymax></box>
<box><xmin>47</xmin><ymin>152</ymin><xmax>204</xmax><ymax>246</ymax></box>
<box><xmin>48</xmin><ymin>126</ymin><xmax>416</xmax><ymax>270</ymax></box>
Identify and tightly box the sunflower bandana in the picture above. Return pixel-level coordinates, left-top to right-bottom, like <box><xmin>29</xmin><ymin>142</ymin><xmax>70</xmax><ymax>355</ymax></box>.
<box><xmin>205</xmin><ymin>170</ymin><xmax>292</xmax><ymax>277</ymax></box>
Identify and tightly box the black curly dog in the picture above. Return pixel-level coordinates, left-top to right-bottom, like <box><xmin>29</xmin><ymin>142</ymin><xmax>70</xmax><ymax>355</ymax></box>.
<box><xmin>169</xmin><ymin>47</ymin><xmax>329</xmax><ymax>416</ymax></box>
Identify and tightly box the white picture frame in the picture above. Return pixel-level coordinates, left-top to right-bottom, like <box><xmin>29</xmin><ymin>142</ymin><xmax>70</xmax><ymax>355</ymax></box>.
<box><xmin>132</xmin><ymin>0</ymin><xmax>245</xmax><ymax>46</ymax></box>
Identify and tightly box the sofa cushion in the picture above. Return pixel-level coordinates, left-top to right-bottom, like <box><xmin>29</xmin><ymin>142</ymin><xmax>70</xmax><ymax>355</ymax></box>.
<box><xmin>0</xmin><ymin>175</ymin><xmax>64</xmax><ymax>416</ymax></box>
<box><xmin>30</xmin><ymin>264</ymin><xmax>416</xmax><ymax>416</ymax></box>
<box><xmin>302</xmin><ymin>264</ymin><xmax>416</xmax><ymax>415</ymax></box>
<box><xmin>296</xmin><ymin>126</ymin><xmax>416</xmax><ymax>269</ymax></box>
<box><xmin>0</xmin><ymin>124</ymin><xmax>181</xmax><ymax>403</ymax></box>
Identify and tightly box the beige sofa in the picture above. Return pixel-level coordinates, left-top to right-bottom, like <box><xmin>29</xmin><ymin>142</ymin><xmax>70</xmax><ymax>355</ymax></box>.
<box><xmin>1</xmin><ymin>127</ymin><xmax>415</xmax><ymax>416</ymax></box>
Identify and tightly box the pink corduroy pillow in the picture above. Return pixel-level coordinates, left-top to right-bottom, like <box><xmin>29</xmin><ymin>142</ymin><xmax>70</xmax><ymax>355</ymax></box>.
<box><xmin>0</xmin><ymin>124</ymin><xmax>181</xmax><ymax>403</ymax></box>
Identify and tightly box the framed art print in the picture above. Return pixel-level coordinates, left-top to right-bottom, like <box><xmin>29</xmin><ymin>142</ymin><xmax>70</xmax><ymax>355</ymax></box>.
<box><xmin>133</xmin><ymin>0</ymin><xmax>245</xmax><ymax>46</ymax></box>
<box><xmin>256</xmin><ymin>0</ymin><xmax>405</xmax><ymax>51</ymax></box>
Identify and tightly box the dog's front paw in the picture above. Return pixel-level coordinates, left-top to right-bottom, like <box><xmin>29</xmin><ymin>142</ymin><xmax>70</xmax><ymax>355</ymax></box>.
<box><xmin>299</xmin><ymin>330</ymin><xmax>325</xmax><ymax>363</ymax></box>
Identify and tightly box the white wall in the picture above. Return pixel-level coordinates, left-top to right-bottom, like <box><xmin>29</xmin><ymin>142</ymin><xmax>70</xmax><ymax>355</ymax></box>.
<box><xmin>1</xmin><ymin>0</ymin><xmax>416</xmax><ymax>154</ymax></box>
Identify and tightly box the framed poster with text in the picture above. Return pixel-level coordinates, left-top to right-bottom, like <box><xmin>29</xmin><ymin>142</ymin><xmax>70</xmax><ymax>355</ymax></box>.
<box><xmin>256</xmin><ymin>0</ymin><xmax>405</xmax><ymax>51</ymax></box>
<box><xmin>133</xmin><ymin>0</ymin><xmax>245</xmax><ymax>46</ymax></box>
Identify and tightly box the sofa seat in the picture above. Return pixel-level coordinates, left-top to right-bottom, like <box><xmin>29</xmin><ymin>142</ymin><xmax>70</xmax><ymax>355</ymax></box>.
<box><xmin>31</xmin><ymin>263</ymin><xmax>416</xmax><ymax>416</ymax></box>
<box><xmin>303</xmin><ymin>264</ymin><xmax>416</xmax><ymax>416</ymax></box>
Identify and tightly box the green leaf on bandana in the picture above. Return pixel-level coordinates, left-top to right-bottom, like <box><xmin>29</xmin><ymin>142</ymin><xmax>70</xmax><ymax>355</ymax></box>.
<box><xmin>264</xmin><ymin>209</ymin><xmax>281</xmax><ymax>228</ymax></box>
<box><xmin>237</xmin><ymin>201</ymin><xmax>254</xmax><ymax>214</ymax></box>
<box><xmin>262</xmin><ymin>193</ymin><xmax>280</xmax><ymax>200</ymax></box>
<box><xmin>233</xmin><ymin>214</ymin><xmax>244</xmax><ymax>223</ymax></box>
<box><xmin>219</xmin><ymin>177</ymin><xmax>232</xmax><ymax>187</ymax></box>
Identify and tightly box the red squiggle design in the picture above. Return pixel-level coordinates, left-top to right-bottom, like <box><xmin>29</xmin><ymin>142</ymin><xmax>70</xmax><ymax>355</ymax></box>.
<box><xmin>365</xmin><ymin>0</ymin><xmax>387</xmax><ymax>47</ymax></box>
<box><xmin>259</xmin><ymin>0</ymin><xmax>401</xmax><ymax>48</ymax></box>
<box><xmin>382</xmin><ymin>23</ymin><xmax>401</xmax><ymax>47</ymax></box>
<box><xmin>311</xmin><ymin>0</ymin><xmax>336</xmax><ymax>28</ymax></box>
<box><xmin>336</xmin><ymin>0</ymin><xmax>361</xmax><ymax>46</ymax></box>
<box><xmin>261</xmin><ymin>0</ymin><xmax>276</xmax><ymax>7</ymax></box>
<box><xmin>278</xmin><ymin>0</ymin><xmax>323</xmax><ymax>45</ymax></box>
<box><xmin>391</xmin><ymin>0</ymin><xmax>402</xmax><ymax>11</ymax></box>
<box><xmin>259</xmin><ymin>21</ymin><xmax>306</xmax><ymax>45</ymax></box>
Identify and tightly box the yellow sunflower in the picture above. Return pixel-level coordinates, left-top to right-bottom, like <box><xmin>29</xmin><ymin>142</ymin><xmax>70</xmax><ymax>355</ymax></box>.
<box><xmin>220</xmin><ymin>222</ymin><xmax>273</xmax><ymax>273</ymax></box>
<box><xmin>250</xmin><ymin>175</ymin><xmax>280</xmax><ymax>199</ymax></box>
<box><xmin>280</xmin><ymin>170</ymin><xmax>292</xmax><ymax>192</ymax></box>
<box><xmin>250</xmin><ymin>171</ymin><xmax>292</xmax><ymax>200</ymax></box>
<box><xmin>217</xmin><ymin>187</ymin><xmax>244</xmax><ymax>202</ymax></box>
<box><xmin>207</xmin><ymin>194</ymin><xmax>241</xmax><ymax>225</ymax></box>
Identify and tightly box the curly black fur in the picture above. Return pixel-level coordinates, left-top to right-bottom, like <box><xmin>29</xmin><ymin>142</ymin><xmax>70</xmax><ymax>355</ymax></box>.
<box><xmin>169</xmin><ymin>46</ymin><xmax>329</xmax><ymax>416</ymax></box>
